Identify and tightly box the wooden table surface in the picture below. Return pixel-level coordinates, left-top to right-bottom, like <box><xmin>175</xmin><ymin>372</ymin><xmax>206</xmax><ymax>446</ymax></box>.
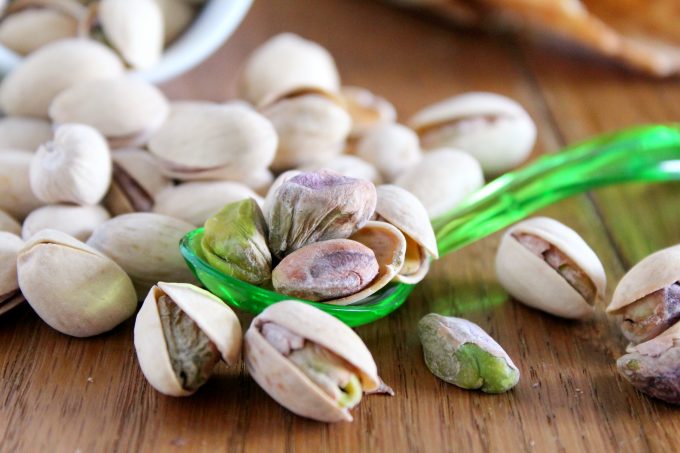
<box><xmin>3</xmin><ymin>0</ymin><xmax>680</xmax><ymax>451</ymax></box>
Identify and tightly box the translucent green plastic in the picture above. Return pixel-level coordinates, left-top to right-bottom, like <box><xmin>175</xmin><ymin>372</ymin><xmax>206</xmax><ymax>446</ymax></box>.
<box><xmin>180</xmin><ymin>124</ymin><xmax>680</xmax><ymax>326</ymax></box>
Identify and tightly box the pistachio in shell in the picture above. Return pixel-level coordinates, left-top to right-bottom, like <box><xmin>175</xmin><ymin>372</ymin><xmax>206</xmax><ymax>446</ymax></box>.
<box><xmin>155</xmin><ymin>0</ymin><xmax>194</xmax><ymax>44</ymax></box>
<box><xmin>0</xmin><ymin>149</ymin><xmax>44</xmax><ymax>220</ymax></box>
<box><xmin>134</xmin><ymin>282</ymin><xmax>242</xmax><ymax>397</ymax></box>
<box><xmin>201</xmin><ymin>198</ymin><xmax>272</xmax><ymax>286</ymax></box>
<box><xmin>341</xmin><ymin>86</ymin><xmax>396</xmax><ymax>138</ymax></box>
<box><xmin>244</xmin><ymin>300</ymin><xmax>380</xmax><ymax>422</ymax></box>
<box><xmin>0</xmin><ymin>232</ymin><xmax>25</xmax><ymax>315</ymax></box>
<box><xmin>299</xmin><ymin>155</ymin><xmax>382</xmax><ymax>185</ymax></box>
<box><xmin>0</xmin><ymin>209</ymin><xmax>21</xmax><ymax>235</ymax></box>
<box><xmin>21</xmin><ymin>204</ymin><xmax>110</xmax><ymax>241</ymax></box>
<box><xmin>0</xmin><ymin>116</ymin><xmax>52</xmax><ymax>151</ymax></box>
<box><xmin>356</xmin><ymin>123</ymin><xmax>422</xmax><ymax>182</ymax></box>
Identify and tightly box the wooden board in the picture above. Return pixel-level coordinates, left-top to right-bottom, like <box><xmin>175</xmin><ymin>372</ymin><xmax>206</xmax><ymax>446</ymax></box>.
<box><xmin>2</xmin><ymin>0</ymin><xmax>679</xmax><ymax>451</ymax></box>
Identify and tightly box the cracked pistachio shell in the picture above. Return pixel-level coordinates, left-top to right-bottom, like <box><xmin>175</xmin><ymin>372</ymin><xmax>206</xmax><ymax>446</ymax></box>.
<box><xmin>153</xmin><ymin>181</ymin><xmax>262</xmax><ymax>227</ymax></box>
<box><xmin>245</xmin><ymin>300</ymin><xmax>379</xmax><ymax>422</ymax></box>
<box><xmin>418</xmin><ymin>314</ymin><xmax>520</xmax><ymax>393</ymax></box>
<box><xmin>148</xmin><ymin>103</ymin><xmax>277</xmax><ymax>180</ymax></box>
<box><xmin>299</xmin><ymin>155</ymin><xmax>382</xmax><ymax>185</ymax></box>
<box><xmin>495</xmin><ymin>217</ymin><xmax>606</xmax><ymax>319</ymax></box>
<box><xmin>49</xmin><ymin>77</ymin><xmax>170</xmax><ymax>148</ymax></box>
<box><xmin>409</xmin><ymin>92</ymin><xmax>537</xmax><ymax>175</ymax></box>
<box><xmin>0</xmin><ymin>38</ymin><xmax>124</xmax><ymax>118</ymax></box>
<box><xmin>202</xmin><ymin>198</ymin><xmax>271</xmax><ymax>285</ymax></box>
<box><xmin>0</xmin><ymin>209</ymin><xmax>21</xmax><ymax>235</ymax></box>
<box><xmin>267</xmin><ymin>170</ymin><xmax>377</xmax><ymax>258</ymax></box>
<box><xmin>356</xmin><ymin>123</ymin><xmax>422</xmax><ymax>182</ymax></box>
<box><xmin>394</xmin><ymin>148</ymin><xmax>483</xmax><ymax>220</ymax></box>
<box><xmin>239</xmin><ymin>33</ymin><xmax>340</xmax><ymax>106</ymax></box>
<box><xmin>30</xmin><ymin>124</ymin><xmax>112</xmax><ymax>205</ymax></box>
<box><xmin>0</xmin><ymin>149</ymin><xmax>44</xmax><ymax>219</ymax></box>
<box><xmin>21</xmin><ymin>204</ymin><xmax>110</xmax><ymax>241</ymax></box>
<box><xmin>87</xmin><ymin>213</ymin><xmax>197</xmax><ymax>297</ymax></box>
<box><xmin>0</xmin><ymin>117</ymin><xmax>52</xmax><ymax>151</ymax></box>
<box><xmin>0</xmin><ymin>232</ymin><xmax>25</xmax><ymax>315</ymax></box>
<box><xmin>154</xmin><ymin>0</ymin><xmax>194</xmax><ymax>44</ymax></box>
<box><xmin>341</xmin><ymin>86</ymin><xmax>396</xmax><ymax>138</ymax></box>
<box><xmin>17</xmin><ymin>229</ymin><xmax>137</xmax><ymax>336</ymax></box>
<box><xmin>134</xmin><ymin>282</ymin><xmax>242</xmax><ymax>397</ymax></box>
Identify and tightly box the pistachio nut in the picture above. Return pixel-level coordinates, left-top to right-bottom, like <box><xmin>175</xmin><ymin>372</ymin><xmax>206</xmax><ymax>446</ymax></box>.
<box><xmin>0</xmin><ymin>209</ymin><xmax>21</xmax><ymax>235</ymax></box>
<box><xmin>154</xmin><ymin>0</ymin><xmax>194</xmax><ymax>44</ymax></box>
<box><xmin>153</xmin><ymin>181</ymin><xmax>262</xmax><ymax>227</ymax></box>
<box><xmin>244</xmin><ymin>300</ymin><xmax>380</xmax><ymax>422</ymax></box>
<box><xmin>261</xmin><ymin>169</ymin><xmax>300</xmax><ymax>220</ymax></box>
<box><xmin>355</xmin><ymin>123</ymin><xmax>421</xmax><ymax>182</ymax></box>
<box><xmin>0</xmin><ymin>149</ymin><xmax>44</xmax><ymax>219</ymax></box>
<box><xmin>374</xmin><ymin>184</ymin><xmax>438</xmax><ymax>284</ymax></box>
<box><xmin>341</xmin><ymin>86</ymin><xmax>396</xmax><ymax>138</ymax></box>
<box><xmin>267</xmin><ymin>170</ymin><xmax>377</xmax><ymax>258</ymax></box>
<box><xmin>103</xmin><ymin>148</ymin><xmax>173</xmax><ymax>216</ymax></box>
<box><xmin>30</xmin><ymin>123</ymin><xmax>112</xmax><ymax>205</ymax></box>
<box><xmin>0</xmin><ymin>38</ymin><xmax>124</xmax><ymax>118</ymax></box>
<box><xmin>148</xmin><ymin>103</ymin><xmax>277</xmax><ymax>181</ymax></box>
<box><xmin>617</xmin><ymin>321</ymin><xmax>680</xmax><ymax>405</ymax></box>
<box><xmin>87</xmin><ymin>212</ymin><xmax>197</xmax><ymax>297</ymax></box>
<box><xmin>409</xmin><ymin>92</ymin><xmax>537</xmax><ymax>175</ymax></box>
<box><xmin>607</xmin><ymin>244</ymin><xmax>680</xmax><ymax>344</ymax></box>
<box><xmin>201</xmin><ymin>198</ymin><xmax>271</xmax><ymax>285</ymax></box>
<box><xmin>0</xmin><ymin>116</ymin><xmax>52</xmax><ymax>151</ymax></box>
<box><xmin>394</xmin><ymin>148</ymin><xmax>483</xmax><ymax>219</ymax></box>
<box><xmin>495</xmin><ymin>217</ymin><xmax>606</xmax><ymax>319</ymax></box>
<box><xmin>134</xmin><ymin>282</ymin><xmax>242</xmax><ymax>397</ymax></box>
<box><xmin>21</xmin><ymin>204</ymin><xmax>110</xmax><ymax>241</ymax></box>
<box><xmin>299</xmin><ymin>155</ymin><xmax>382</xmax><ymax>185</ymax></box>
<box><xmin>49</xmin><ymin>76</ymin><xmax>170</xmax><ymax>148</ymax></box>
<box><xmin>0</xmin><ymin>232</ymin><xmax>25</xmax><ymax>315</ymax></box>
<box><xmin>17</xmin><ymin>229</ymin><xmax>137</xmax><ymax>337</ymax></box>
<box><xmin>418</xmin><ymin>313</ymin><xmax>520</xmax><ymax>393</ymax></box>
<box><xmin>238</xmin><ymin>33</ymin><xmax>340</xmax><ymax>106</ymax></box>
<box><xmin>272</xmin><ymin>239</ymin><xmax>379</xmax><ymax>302</ymax></box>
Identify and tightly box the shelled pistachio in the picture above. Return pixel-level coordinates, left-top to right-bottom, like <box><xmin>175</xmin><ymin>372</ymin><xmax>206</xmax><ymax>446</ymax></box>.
<box><xmin>0</xmin><ymin>232</ymin><xmax>25</xmax><ymax>315</ymax></box>
<box><xmin>21</xmin><ymin>204</ymin><xmax>110</xmax><ymax>241</ymax></box>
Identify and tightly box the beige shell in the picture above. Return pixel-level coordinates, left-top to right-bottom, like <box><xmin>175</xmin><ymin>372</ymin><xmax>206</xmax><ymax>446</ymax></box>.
<box><xmin>299</xmin><ymin>155</ymin><xmax>382</xmax><ymax>184</ymax></box>
<box><xmin>30</xmin><ymin>124</ymin><xmax>112</xmax><ymax>205</ymax></box>
<box><xmin>134</xmin><ymin>282</ymin><xmax>242</xmax><ymax>397</ymax></box>
<box><xmin>49</xmin><ymin>77</ymin><xmax>170</xmax><ymax>148</ymax></box>
<box><xmin>86</xmin><ymin>212</ymin><xmax>197</xmax><ymax>297</ymax></box>
<box><xmin>341</xmin><ymin>86</ymin><xmax>396</xmax><ymax>138</ymax></box>
<box><xmin>0</xmin><ymin>150</ymin><xmax>44</xmax><ymax>219</ymax></box>
<box><xmin>244</xmin><ymin>300</ymin><xmax>379</xmax><ymax>422</ymax></box>
<box><xmin>17</xmin><ymin>229</ymin><xmax>137</xmax><ymax>336</ymax></box>
<box><xmin>409</xmin><ymin>92</ymin><xmax>537</xmax><ymax>175</ymax></box>
<box><xmin>21</xmin><ymin>204</ymin><xmax>110</xmax><ymax>241</ymax></box>
<box><xmin>0</xmin><ymin>209</ymin><xmax>21</xmax><ymax>235</ymax></box>
<box><xmin>495</xmin><ymin>217</ymin><xmax>606</xmax><ymax>319</ymax></box>
<box><xmin>607</xmin><ymin>244</ymin><xmax>680</xmax><ymax>314</ymax></box>
<box><xmin>356</xmin><ymin>123</ymin><xmax>422</xmax><ymax>182</ymax></box>
<box><xmin>0</xmin><ymin>232</ymin><xmax>25</xmax><ymax>315</ymax></box>
<box><xmin>152</xmin><ymin>181</ymin><xmax>263</xmax><ymax>227</ymax></box>
<box><xmin>238</xmin><ymin>33</ymin><xmax>340</xmax><ymax>106</ymax></box>
<box><xmin>394</xmin><ymin>148</ymin><xmax>484</xmax><ymax>219</ymax></box>
<box><xmin>148</xmin><ymin>103</ymin><xmax>277</xmax><ymax>180</ymax></box>
<box><xmin>0</xmin><ymin>38</ymin><xmax>124</xmax><ymax>118</ymax></box>
<box><xmin>154</xmin><ymin>0</ymin><xmax>194</xmax><ymax>44</ymax></box>
<box><xmin>232</xmin><ymin>168</ymin><xmax>274</xmax><ymax>195</ymax></box>
<box><xmin>0</xmin><ymin>117</ymin><xmax>52</xmax><ymax>151</ymax></box>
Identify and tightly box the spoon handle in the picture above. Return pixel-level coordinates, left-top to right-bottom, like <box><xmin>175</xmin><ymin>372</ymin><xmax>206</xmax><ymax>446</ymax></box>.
<box><xmin>432</xmin><ymin>124</ymin><xmax>680</xmax><ymax>257</ymax></box>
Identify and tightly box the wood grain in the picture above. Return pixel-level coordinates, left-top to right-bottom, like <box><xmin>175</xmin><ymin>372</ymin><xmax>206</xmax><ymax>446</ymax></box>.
<box><xmin>2</xmin><ymin>0</ymin><xmax>679</xmax><ymax>451</ymax></box>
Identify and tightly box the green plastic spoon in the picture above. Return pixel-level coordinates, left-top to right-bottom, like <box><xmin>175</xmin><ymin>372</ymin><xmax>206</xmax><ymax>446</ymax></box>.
<box><xmin>180</xmin><ymin>124</ymin><xmax>680</xmax><ymax>326</ymax></box>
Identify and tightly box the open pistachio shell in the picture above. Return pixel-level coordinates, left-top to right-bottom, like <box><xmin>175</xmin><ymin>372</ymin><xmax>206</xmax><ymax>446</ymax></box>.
<box><xmin>134</xmin><ymin>282</ymin><xmax>242</xmax><ymax>397</ymax></box>
<box><xmin>356</xmin><ymin>123</ymin><xmax>422</xmax><ymax>182</ymax></box>
<box><xmin>0</xmin><ymin>149</ymin><xmax>44</xmax><ymax>220</ymax></box>
<box><xmin>0</xmin><ymin>232</ymin><xmax>25</xmax><ymax>315</ymax></box>
<box><xmin>299</xmin><ymin>155</ymin><xmax>383</xmax><ymax>185</ymax></box>
<box><xmin>0</xmin><ymin>117</ymin><xmax>52</xmax><ymax>152</ymax></box>
<box><xmin>341</xmin><ymin>86</ymin><xmax>396</xmax><ymax>138</ymax></box>
<box><xmin>0</xmin><ymin>209</ymin><xmax>21</xmax><ymax>235</ymax></box>
<box><xmin>495</xmin><ymin>217</ymin><xmax>606</xmax><ymax>319</ymax></box>
<box><xmin>21</xmin><ymin>204</ymin><xmax>110</xmax><ymax>241</ymax></box>
<box><xmin>244</xmin><ymin>300</ymin><xmax>379</xmax><ymax>422</ymax></box>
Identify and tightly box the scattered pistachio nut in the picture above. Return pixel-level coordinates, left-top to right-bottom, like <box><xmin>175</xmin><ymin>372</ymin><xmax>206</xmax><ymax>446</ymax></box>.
<box><xmin>0</xmin><ymin>149</ymin><xmax>43</xmax><ymax>220</ymax></box>
<box><xmin>0</xmin><ymin>209</ymin><xmax>21</xmax><ymax>235</ymax></box>
<box><xmin>495</xmin><ymin>217</ymin><xmax>606</xmax><ymax>319</ymax></box>
<box><xmin>0</xmin><ymin>232</ymin><xmax>25</xmax><ymax>316</ymax></box>
<box><xmin>134</xmin><ymin>282</ymin><xmax>242</xmax><ymax>397</ymax></box>
<box><xmin>21</xmin><ymin>204</ymin><xmax>110</xmax><ymax>241</ymax></box>
<box><xmin>17</xmin><ymin>229</ymin><xmax>137</xmax><ymax>337</ymax></box>
<box><xmin>299</xmin><ymin>155</ymin><xmax>383</xmax><ymax>184</ymax></box>
<box><xmin>418</xmin><ymin>313</ymin><xmax>520</xmax><ymax>393</ymax></box>
<box><xmin>356</xmin><ymin>123</ymin><xmax>421</xmax><ymax>182</ymax></box>
<box><xmin>201</xmin><ymin>198</ymin><xmax>272</xmax><ymax>285</ymax></box>
<box><xmin>341</xmin><ymin>85</ymin><xmax>397</xmax><ymax>138</ymax></box>
<box><xmin>244</xmin><ymin>300</ymin><xmax>380</xmax><ymax>422</ymax></box>
<box><xmin>0</xmin><ymin>116</ymin><xmax>53</xmax><ymax>151</ymax></box>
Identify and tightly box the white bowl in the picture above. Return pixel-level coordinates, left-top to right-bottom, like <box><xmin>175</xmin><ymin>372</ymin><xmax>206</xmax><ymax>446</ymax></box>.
<box><xmin>0</xmin><ymin>0</ymin><xmax>253</xmax><ymax>84</ymax></box>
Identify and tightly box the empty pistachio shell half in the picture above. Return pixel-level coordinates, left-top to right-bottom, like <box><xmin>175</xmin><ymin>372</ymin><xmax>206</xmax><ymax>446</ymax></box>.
<box><xmin>409</xmin><ymin>92</ymin><xmax>537</xmax><ymax>175</ymax></box>
<box><xmin>87</xmin><ymin>213</ymin><xmax>197</xmax><ymax>297</ymax></box>
<box><xmin>49</xmin><ymin>77</ymin><xmax>169</xmax><ymax>148</ymax></box>
<box><xmin>21</xmin><ymin>204</ymin><xmax>110</xmax><ymax>241</ymax></box>
<box><xmin>201</xmin><ymin>198</ymin><xmax>272</xmax><ymax>286</ymax></box>
<box><xmin>134</xmin><ymin>282</ymin><xmax>242</xmax><ymax>397</ymax></box>
<box><xmin>496</xmin><ymin>217</ymin><xmax>606</xmax><ymax>319</ymax></box>
<box><xmin>17</xmin><ymin>229</ymin><xmax>137</xmax><ymax>337</ymax></box>
<box><xmin>0</xmin><ymin>232</ymin><xmax>25</xmax><ymax>315</ymax></box>
<box><xmin>239</xmin><ymin>33</ymin><xmax>340</xmax><ymax>106</ymax></box>
<box><xmin>356</xmin><ymin>123</ymin><xmax>422</xmax><ymax>182</ymax></box>
<box><xmin>30</xmin><ymin>123</ymin><xmax>112</xmax><ymax>205</ymax></box>
<box><xmin>299</xmin><ymin>155</ymin><xmax>382</xmax><ymax>184</ymax></box>
<box><xmin>0</xmin><ymin>117</ymin><xmax>52</xmax><ymax>151</ymax></box>
<box><xmin>394</xmin><ymin>148</ymin><xmax>484</xmax><ymax>219</ymax></box>
<box><xmin>341</xmin><ymin>86</ymin><xmax>396</xmax><ymax>138</ymax></box>
<box><xmin>607</xmin><ymin>244</ymin><xmax>680</xmax><ymax>345</ymax></box>
<box><xmin>153</xmin><ymin>181</ymin><xmax>262</xmax><ymax>227</ymax></box>
<box><xmin>418</xmin><ymin>314</ymin><xmax>519</xmax><ymax>393</ymax></box>
<box><xmin>245</xmin><ymin>300</ymin><xmax>380</xmax><ymax>422</ymax></box>
<box><xmin>0</xmin><ymin>209</ymin><xmax>21</xmax><ymax>235</ymax></box>
<box><xmin>0</xmin><ymin>150</ymin><xmax>43</xmax><ymax>219</ymax></box>
<box><xmin>0</xmin><ymin>38</ymin><xmax>124</xmax><ymax>118</ymax></box>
